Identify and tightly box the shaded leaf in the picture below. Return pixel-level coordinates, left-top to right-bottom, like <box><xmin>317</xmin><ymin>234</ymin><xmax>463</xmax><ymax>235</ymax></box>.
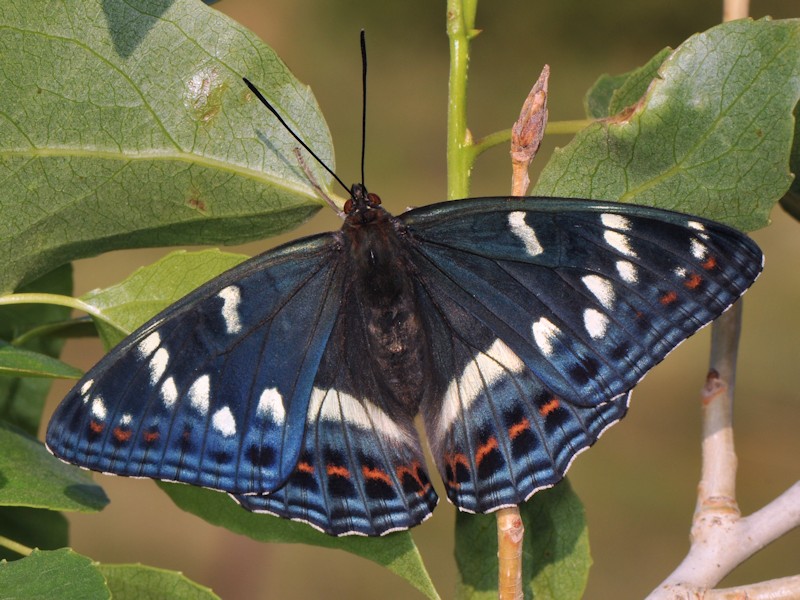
<box><xmin>99</xmin><ymin>564</ymin><xmax>220</xmax><ymax>600</ymax></box>
<box><xmin>0</xmin><ymin>0</ymin><xmax>334</xmax><ymax>293</ymax></box>
<box><xmin>81</xmin><ymin>249</ymin><xmax>248</xmax><ymax>348</ymax></box>
<box><xmin>0</xmin><ymin>507</ymin><xmax>68</xmax><ymax>561</ymax></box>
<box><xmin>779</xmin><ymin>101</ymin><xmax>800</xmax><ymax>222</ymax></box>
<box><xmin>0</xmin><ymin>342</ymin><xmax>82</xmax><ymax>380</ymax></box>
<box><xmin>0</xmin><ymin>265</ymin><xmax>73</xmax><ymax>435</ymax></box>
<box><xmin>455</xmin><ymin>481</ymin><xmax>590</xmax><ymax>600</ymax></box>
<box><xmin>536</xmin><ymin>18</ymin><xmax>800</xmax><ymax>231</ymax></box>
<box><xmin>0</xmin><ymin>548</ymin><xmax>110</xmax><ymax>600</ymax></box>
<box><xmin>0</xmin><ymin>422</ymin><xmax>108</xmax><ymax>513</ymax></box>
<box><xmin>162</xmin><ymin>484</ymin><xmax>440</xmax><ymax>600</ymax></box>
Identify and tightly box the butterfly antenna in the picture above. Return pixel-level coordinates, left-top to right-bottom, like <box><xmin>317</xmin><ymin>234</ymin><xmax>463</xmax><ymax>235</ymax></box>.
<box><xmin>243</xmin><ymin>77</ymin><xmax>352</xmax><ymax>198</ymax></box>
<box><xmin>360</xmin><ymin>29</ymin><xmax>367</xmax><ymax>187</ymax></box>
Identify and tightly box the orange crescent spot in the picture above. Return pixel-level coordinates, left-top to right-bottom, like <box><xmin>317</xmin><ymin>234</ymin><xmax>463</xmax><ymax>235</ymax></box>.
<box><xmin>89</xmin><ymin>420</ymin><xmax>104</xmax><ymax>433</ymax></box>
<box><xmin>143</xmin><ymin>431</ymin><xmax>160</xmax><ymax>443</ymax></box>
<box><xmin>659</xmin><ymin>290</ymin><xmax>678</xmax><ymax>305</ymax></box>
<box><xmin>362</xmin><ymin>465</ymin><xmax>393</xmax><ymax>486</ymax></box>
<box><xmin>396</xmin><ymin>461</ymin><xmax>431</xmax><ymax>495</ymax></box>
<box><xmin>475</xmin><ymin>437</ymin><xmax>498</xmax><ymax>466</ymax></box>
<box><xmin>508</xmin><ymin>418</ymin><xmax>530</xmax><ymax>439</ymax></box>
<box><xmin>539</xmin><ymin>398</ymin><xmax>560</xmax><ymax>417</ymax></box>
<box><xmin>112</xmin><ymin>427</ymin><xmax>132</xmax><ymax>442</ymax></box>
<box><xmin>296</xmin><ymin>461</ymin><xmax>314</xmax><ymax>474</ymax></box>
<box><xmin>684</xmin><ymin>273</ymin><xmax>702</xmax><ymax>289</ymax></box>
<box><xmin>702</xmin><ymin>256</ymin><xmax>717</xmax><ymax>270</ymax></box>
<box><xmin>326</xmin><ymin>464</ymin><xmax>350</xmax><ymax>479</ymax></box>
<box><xmin>442</xmin><ymin>453</ymin><xmax>470</xmax><ymax>489</ymax></box>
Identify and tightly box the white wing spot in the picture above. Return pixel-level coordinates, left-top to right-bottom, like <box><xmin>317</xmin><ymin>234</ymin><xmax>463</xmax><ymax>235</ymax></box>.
<box><xmin>308</xmin><ymin>388</ymin><xmax>411</xmax><ymax>445</ymax></box>
<box><xmin>439</xmin><ymin>339</ymin><xmax>525</xmax><ymax>437</ymax></box>
<box><xmin>581</xmin><ymin>274</ymin><xmax>615</xmax><ymax>309</ymax></box>
<box><xmin>80</xmin><ymin>379</ymin><xmax>94</xmax><ymax>395</ymax></box>
<box><xmin>604</xmin><ymin>230</ymin><xmax>637</xmax><ymax>257</ymax></box>
<box><xmin>508</xmin><ymin>211</ymin><xmax>544</xmax><ymax>256</ymax></box>
<box><xmin>161</xmin><ymin>377</ymin><xmax>178</xmax><ymax>408</ymax></box>
<box><xmin>120</xmin><ymin>413</ymin><xmax>132</xmax><ymax>426</ymax></box>
<box><xmin>149</xmin><ymin>347</ymin><xmax>170</xmax><ymax>385</ymax></box>
<box><xmin>257</xmin><ymin>387</ymin><xmax>285</xmax><ymax>424</ymax></box>
<box><xmin>91</xmin><ymin>397</ymin><xmax>107</xmax><ymax>420</ymax></box>
<box><xmin>212</xmin><ymin>406</ymin><xmax>237</xmax><ymax>437</ymax></box>
<box><xmin>188</xmin><ymin>375</ymin><xmax>210</xmax><ymax>414</ymax></box>
<box><xmin>584</xmin><ymin>308</ymin><xmax>609</xmax><ymax>339</ymax></box>
<box><xmin>532</xmin><ymin>317</ymin><xmax>560</xmax><ymax>356</ymax></box>
<box><xmin>616</xmin><ymin>260</ymin><xmax>639</xmax><ymax>284</ymax></box>
<box><xmin>687</xmin><ymin>220</ymin><xmax>705</xmax><ymax>231</ymax></box>
<box><xmin>137</xmin><ymin>331</ymin><xmax>161</xmax><ymax>359</ymax></box>
<box><xmin>674</xmin><ymin>266</ymin><xmax>688</xmax><ymax>278</ymax></box>
<box><xmin>600</xmin><ymin>213</ymin><xmax>631</xmax><ymax>230</ymax></box>
<box><xmin>690</xmin><ymin>239</ymin><xmax>708</xmax><ymax>260</ymax></box>
<box><xmin>218</xmin><ymin>286</ymin><xmax>243</xmax><ymax>334</ymax></box>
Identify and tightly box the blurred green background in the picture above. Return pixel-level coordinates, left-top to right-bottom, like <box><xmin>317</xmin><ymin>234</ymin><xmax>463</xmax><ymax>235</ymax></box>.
<box><xmin>42</xmin><ymin>1</ymin><xmax>799</xmax><ymax>598</ymax></box>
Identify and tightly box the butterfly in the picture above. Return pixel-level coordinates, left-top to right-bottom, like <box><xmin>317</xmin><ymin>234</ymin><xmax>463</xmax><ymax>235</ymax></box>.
<box><xmin>46</xmin><ymin>174</ymin><xmax>763</xmax><ymax>535</ymax></box>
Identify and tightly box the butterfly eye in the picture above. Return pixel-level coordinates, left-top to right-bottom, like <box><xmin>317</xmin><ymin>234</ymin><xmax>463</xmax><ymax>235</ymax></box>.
<box><xmin>344</xmin><ymin>198</ymin><xmax>354</xmax><ymax>213</ymax></box>
<box><xmin>368</xmin><ymin>192</ymin><xmax>382</xmax><ymax>206</ymax></box>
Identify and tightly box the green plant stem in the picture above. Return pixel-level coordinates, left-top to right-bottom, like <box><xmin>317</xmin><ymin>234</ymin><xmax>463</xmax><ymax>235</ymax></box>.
<box><xmin>473</xmin><ymin>119</ymin><xmax>593</xmax><ymax>160</ymax></box>
<box><xmin>446</xmin><ymin>0</ymin><xmax>478</xmax><ymax>200</ymax></box>
<box><xmin>446</xmin><ymin>0</ymin><xmax>590</xmax><ymax>201</ymax></box>
<box><xmin>0</xmin><ymin>535</ymin><xmax>33</xmax><ymax>557</ymax></box>
<box><xmin>11</xmin><ymin>318</ymin><xmax>95</xmax><ymax>347</ymax></box>
<box><xmin>0</xmin><ymin>293</ymin><xmax>114</xmax><ymax>329</ymax></box>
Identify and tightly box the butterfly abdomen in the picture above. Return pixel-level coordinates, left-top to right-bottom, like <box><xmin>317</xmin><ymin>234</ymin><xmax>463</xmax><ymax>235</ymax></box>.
<box><xmin>344</xmin><ymin>202</ymin><xmax>430</xmax><ymax>416</ymax></box>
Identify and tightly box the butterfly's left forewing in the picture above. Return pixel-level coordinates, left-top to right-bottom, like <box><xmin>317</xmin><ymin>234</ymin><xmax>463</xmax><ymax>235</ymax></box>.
<box><xmin>402</xmin><ymin>197</ymin><xmax>762</xmax><ymax>512</ymax></box>
<box><xmin>46</xmin><ymin>234</ymin><xmax>346</xmax><ymax>495</ymax></box>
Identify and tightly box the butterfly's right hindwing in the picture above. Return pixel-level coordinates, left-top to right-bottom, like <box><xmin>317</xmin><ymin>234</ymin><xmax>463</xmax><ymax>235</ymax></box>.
<box><xmin>46</xmin><ymin>234</ymin><xmax>345</xmax><ymax>495</ymax></box>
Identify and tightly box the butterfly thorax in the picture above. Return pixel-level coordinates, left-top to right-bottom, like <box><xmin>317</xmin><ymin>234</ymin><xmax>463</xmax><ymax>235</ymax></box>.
<box><xmin>341</xmin><ymin>184</ymin><xmax>430</xmax><ymax>416</ymax></box>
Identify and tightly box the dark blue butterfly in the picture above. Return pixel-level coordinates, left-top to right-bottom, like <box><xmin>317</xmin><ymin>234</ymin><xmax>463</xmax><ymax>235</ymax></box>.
<box><xmin>46</xmin><ymin>181</ymin><xmax>762</xmax><ymax>536</ymax></box>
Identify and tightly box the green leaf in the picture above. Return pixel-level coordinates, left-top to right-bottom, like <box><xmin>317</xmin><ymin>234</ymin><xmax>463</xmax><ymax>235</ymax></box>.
<box><xmin>0</xmin><ymin>507</ymin><xmax>68</xmax><ymax>561</ymax></box>
<box><xmin>455</xmin><ymin>481</ymin><xmax>590</xmax><ymax>600</ymax></box>
<box><xmin>535</xmin><ymin>18</ymin><xmax>800</xmax><ymax>230</ymax></box>
<box><xmin>0</xmin><ymin>422</ymin><xmax>108</xmax><ymax>513</ymax></box>
<box><xmin>0</xmin><ymin>548</ymin><xmax>110</xmax><ymax>600</ymax></box>
<box><xmin>0</xmin><ymin>342</ymin><xmax>82</xmax><ymax>380</ymax></box>
<box><xmin>584</xmin><ymin>47</ymin><xmax>672</xmax><ymax>119</ymax></box>
<box><xmin>82</xmin><ymin>249</ymin><xmax>248</xmax><ymax>348</ymax></box>
<box><xmin>0</xmin><ymin>265</ymin><xmax>73</xmax><ymax>435</ymax></box>
<box><xmin>162</xmin><ymin>484</ymin><xmax>440</xmax><ymax>600</ymax></box>
<box><xmin>98</xmin><ymin>564</ymin><xmax>220</xmax><ymax>600</ymax></box>
<box><xmin>0</xmin><ymin>0</ymin><xmax>334</xmax><ymax>293</ymax></box>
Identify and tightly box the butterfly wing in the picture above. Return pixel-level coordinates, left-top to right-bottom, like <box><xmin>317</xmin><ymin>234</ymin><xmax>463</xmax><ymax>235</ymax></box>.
<box><xmin>46</xmin><ymin>234</ymin><xmax>346</xmax><ymax>495</ymax></box>
<box><xmin>236</xmin><ymin>265</ymin><xmax>438</xmax><ymax>536</ymax></box>
<box><xmin>401</xmin><ymin>197</ymin><xmax>762</xmax><ymax>512</ymax></box>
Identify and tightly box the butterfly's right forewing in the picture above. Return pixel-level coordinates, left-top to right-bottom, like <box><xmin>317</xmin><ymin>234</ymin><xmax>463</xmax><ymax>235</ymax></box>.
<box><xmin>46</xmin><ymin>234</ymin><xmax>346</xmax><ymax>495</ymax></box>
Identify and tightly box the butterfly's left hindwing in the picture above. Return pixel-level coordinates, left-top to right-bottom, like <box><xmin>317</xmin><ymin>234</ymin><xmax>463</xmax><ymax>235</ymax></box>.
<box><xmin>234</xmin><ymin>329</ymin><xmax>439</xmax><ymax>535</ymax></box>
<box><xmin>237</xmin><ymin>248</ymin><xmax>439</xmax><ymax>536</ymax></box>
<box><xmin>402</xmin><ymin>197</ymin><xmax>762</xmax><ymax>512</ymax></box>
<box><xmin>46</xmin><ymin>234</ymin><xmax>345</xmax><ymax>495</ymax></box>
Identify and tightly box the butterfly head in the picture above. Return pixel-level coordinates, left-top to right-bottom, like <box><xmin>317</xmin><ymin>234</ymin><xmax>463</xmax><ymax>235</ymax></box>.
<box><xmin>344</xmin><ymin>183</ymin><xmax>384</xmax><ymax>226</ymax></box>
